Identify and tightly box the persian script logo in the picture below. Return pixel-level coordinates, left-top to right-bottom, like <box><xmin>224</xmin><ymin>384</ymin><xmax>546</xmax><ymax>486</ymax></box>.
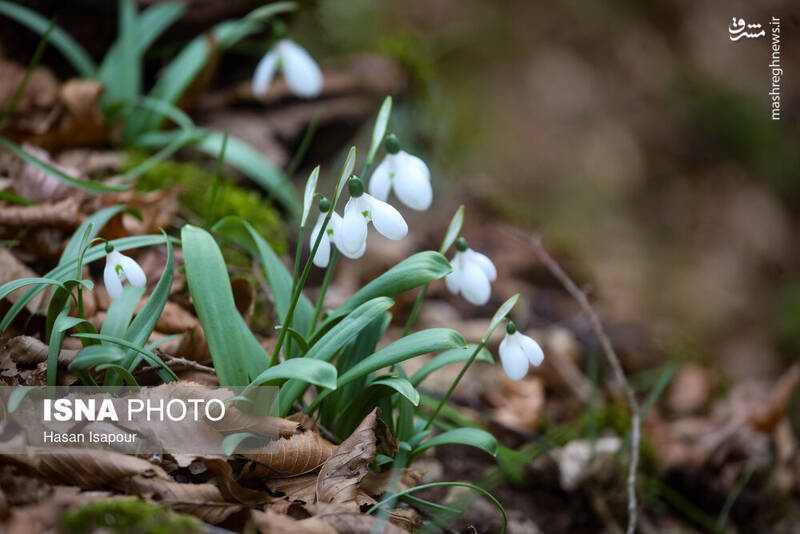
<box><xmin>729</xmin><ymin>17</ymin><xmax>765</xmax><ymax>40</ymax></box>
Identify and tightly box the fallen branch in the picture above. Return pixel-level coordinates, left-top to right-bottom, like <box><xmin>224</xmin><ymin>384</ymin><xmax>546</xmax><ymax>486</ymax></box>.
<box><xmin>133</xmin><ymin>350</ymin><xmax>217</xmax><ymax>377</ymax></box>
<box><xmin>504</xmin><ymin>226</ymin><xmax>641</xmax><ymax>534</ymax></box>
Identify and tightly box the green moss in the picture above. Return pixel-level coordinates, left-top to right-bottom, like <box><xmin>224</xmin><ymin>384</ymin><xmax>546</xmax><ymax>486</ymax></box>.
<box><xmin>772</xmin><ymin>281</ymin><xmax>800</xmax><ymax>357</ymax></box>
<box><xmin>63</xmin><ymin>499</ymin><xmax>203</xmax><ymax>534</ymax></box>
<box><xmin>124</xmin><ymin>150</ymin><xmax>287</xmax><ymax>255</ymax></box>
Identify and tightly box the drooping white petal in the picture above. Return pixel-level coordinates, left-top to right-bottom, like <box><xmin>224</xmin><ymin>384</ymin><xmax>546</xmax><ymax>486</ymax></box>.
<box><xmin>368</xmin><ymin>157</ymin><xmax>393</xmax><ymax>201</ymax></box>
<box><xmin>118</xmin><ymin>254</ymin><xmax>146</xmax><ymax>288</ymax></box>
<box><xmin>339</xmin><ymin>198</ymin><xmax>368</xmax><ymax>256</ymax></box>
<box><xmin>459</xmin><ymin>260</ymin><xmax>491</xmax><ymax>306</ymax></box>
<box><xmin>445</xmin><ymin>253</ymin><xmax>463</xmax><ymax>295</ymax></box>
<box><xmin>278</xmin><ymin>40</ymin><xmax>322</xmax><ymax>98</ymax></box>
<box><xmin>335</xmin><ymin>230</ymin><xmax>366</xmax><ymax>259</ymax></box>
<box><xmin>518</xmin><ymin>333</ymin><xmax>545</xmax><ymax>366</ymax></box>
<box><xmin>366</xmin><ymin>194</ymin><xmax>407</xmax><ymax>240</ymax></box>
<box><xmin>103</xmin><ymin>253</ymin><xmax>124</xmax><ymax>300</ymax></box>
<box><xmin>499</xmin><ymin>335</ymin><xmax>529</xmax><ymax>381</ymax></box>
<box><xmin>310</xmin><ymin>214</ymin><xmax>330</xmax><ymax>268</ymax></box>
<box><xmin>392</xmin><ymin>155</ymin><xmax>432</xmax><ymax>210</ymax></box>
<box><xmin>252</xmin><ymin>49</ymin><xmax>279</xmax><ymax>95</ymax></box>
<box><xmin>396</xmin><ymin>152</ymin><xmax>430</xmax><ymax>181</ymax></box>
<box><xmin>466</xmin><ymin>249</ymin><xmax>497</xmax><ymax>282</ymax></box>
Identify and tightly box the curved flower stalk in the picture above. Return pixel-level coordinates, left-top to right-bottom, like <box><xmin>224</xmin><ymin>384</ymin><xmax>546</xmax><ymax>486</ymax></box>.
<box><xmin>445</xmin><ymin>237</ymin><xmax>496</xmax><ymax>306</ymax></box>
<box><xmin>338</xmin><ymin>176</ymin><xmax>408</xmax><ymax>258</ymax></box>
<box><xmin>498</xmin><ymin>321</ymin><xmax>544</xmax><ymax>380</ymax></box>
<box><xmin>253</xmin><ymin>39</ymin><xmax>323</xmax><ymax>98</ymax></box>
<box><xmin>369</xmin><ymin>134</ymin><xmax>432</xmax><ymax>211</ymax></box>
<box><xmin>103</xmin><ymin>244</ymin><xmax>146</xmax><ymax>300</ymax></box>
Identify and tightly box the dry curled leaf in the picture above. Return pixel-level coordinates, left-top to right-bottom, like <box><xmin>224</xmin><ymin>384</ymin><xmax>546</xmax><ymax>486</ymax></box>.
<box><xmin>0</xmin><ymin>196</ymin><xmax>82</xmax><ymax>229</ymax></box>
<box><xmin>2</xmin><ymin>335</ymin><xmax>77</xmax><ymax>366</ymax></box>
<box><xmin>251</xmin><ymin>508</ymin><xmax>337</xmax><ymax>534</ymax></box>
<box><xmin>315</xmin><ymin>408</ymin><xmax>396</xmax><ymax>505</ymax></box>
<box><xmin>241</xmin><ymin>430</ymin><xmax>339</xmax><ymax>480</ymax></box>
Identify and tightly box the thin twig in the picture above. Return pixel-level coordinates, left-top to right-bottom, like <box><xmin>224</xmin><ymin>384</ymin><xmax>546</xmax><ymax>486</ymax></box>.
<box><xmin>504</xmin><ymin>226</ymin><xmax>641</xmax><ymax>534</ymax></box>
<box><xmin>134</xmin><ymin>350</ymin><xmax>217</xmax><ymax>377</ymax></box>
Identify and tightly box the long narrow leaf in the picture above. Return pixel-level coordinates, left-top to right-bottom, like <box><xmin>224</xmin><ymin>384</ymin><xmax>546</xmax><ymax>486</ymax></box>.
<box><xmin>317</xmin><ymin>251</ymin><xmax>451</xmax><ymax>337</ymax></box>
<box><xmin>213</xmin><ymin>217</ymin><xmax>314</xmax><ymax>337</ymax></box>
<box><xmin>413</xmin><ymin>428</ymin><xmax>499</xmax><ymax>458</ymax></box>
<box><xmin>279</xmin><ymin>297</ymin><xmax>394</xmax><ymax>415</ymax></box>
<box><xmin>410</xmin><ymin>345</ymin><xmax>493</xmax><ymax>387</ymax></box>
<box><xmin>1</xmin><ymin>235</ymin><xmax>177</xmax><ymax>331</ymax></box>
<box><xmin>0</xmin><ymin>1</ymin><xmax>96</xmax><ymax>77</ymax></box>
<box><xmin>0</xmin><ymin>137</ymin><xmax>128</xmax><ymax>193</ymax></box>
<box><xmin>182</xmin><ymin>225</ymin><xmax>270</xmax><ymax>386</ymax></box>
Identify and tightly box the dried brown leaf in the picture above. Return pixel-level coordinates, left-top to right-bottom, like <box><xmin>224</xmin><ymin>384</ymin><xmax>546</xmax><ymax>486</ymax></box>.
<box><xmin>0</xmin><ymin>196</ymin><xmax>82</xmax><ymax>229</ymax></box>
<box><xmin>241</xmin><ymin>430</ymin><xmax>339</xmax><ymax>480</ymax></box>
<box><xmin>315</xmin><ymin>408</ymin><xmax>396</xmax><ymax>504</ymax></box>
<box><xmin>251</xmin><ymin>509</ymin><xmax>337</xmax><ymax>534</ymax></box>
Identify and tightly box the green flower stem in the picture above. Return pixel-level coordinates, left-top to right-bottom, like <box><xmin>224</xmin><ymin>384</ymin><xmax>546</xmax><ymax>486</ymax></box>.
<box><xmin>309</xmin><ymin>248</ymin><xmax>339</xmax><ymax>334</ymax></box>
<box><xmin>402</xmin><ymin>284</ymin><xmax>428</xmax><ymax>336</ymax></box>
<box><xmin>285</xmin><ymin>224</ymin><xmax>306</xmax><ymax>357</ymax></box>
<box><xmin>424</xmin><ymin>320</ymin><xmax>505</xmax><ymax>430</ymax></box>
<box><xmin>270</xmin><ymin>209</ymin><xmax>334</xmax><ymax>367</ymax></box>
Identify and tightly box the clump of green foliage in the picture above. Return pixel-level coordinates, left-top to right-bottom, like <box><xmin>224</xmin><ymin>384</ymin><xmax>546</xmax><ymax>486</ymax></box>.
<box><xmin>63</xmin><ymin>499</ymin><xmax>203</xmax><ymax>534</ymax></box>
<box><xmin>125</xmin><ymin>150</ymin><xmax>287</xmax><ymax>255</ymax></box>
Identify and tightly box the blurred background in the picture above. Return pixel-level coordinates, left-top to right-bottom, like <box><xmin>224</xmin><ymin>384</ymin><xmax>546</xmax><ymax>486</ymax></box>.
<box><xmin>1</xmin><ymin>0</ymin><xmax>799</xmax><ymax>531</ymax></box>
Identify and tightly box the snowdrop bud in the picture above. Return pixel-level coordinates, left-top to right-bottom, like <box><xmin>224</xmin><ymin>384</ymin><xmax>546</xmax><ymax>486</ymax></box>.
<box><xmin>455</xmin><ymin>237</ymin><xmax>468</xmax><ymax>252</ymax></box>
<box><xmin>348</xmin><ymin>176</ymin><xmax>364</xmax><ymax>198</ymax></box>
<box><xmin>319</xmin><ymin>196</ymin><xmax>331</xmax><ymax>213</ymax></box>
<box><xmin>385</xmin><ymin>133</ymin><xmax>400</xmax><ymax>155</ymax></box>
<box><xmin>103</xmin><ymin>249</ymin><xmax>147</xmax><ymax>300</ymax></box>
<box><xmin>498</xmin><ymin>329</ymin><xmax>545</xmax><ymax>381</ymax></box>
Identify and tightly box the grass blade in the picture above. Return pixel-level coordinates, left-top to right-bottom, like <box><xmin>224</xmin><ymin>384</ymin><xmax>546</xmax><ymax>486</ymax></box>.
<box><xmin>0</xmin><ymin>1</ymin><xmax>96</xmax><ymax>77</ymax></box>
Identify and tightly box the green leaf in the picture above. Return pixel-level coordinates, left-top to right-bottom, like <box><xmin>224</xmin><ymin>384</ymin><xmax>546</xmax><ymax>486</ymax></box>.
<box><xmin>95</xmin><ymin>363</ymin><xmax>139</xmax><ymax>386</ymax></box>
<box><xmin>0</xmin><ymin>137</ymin><xmax>128</xmax><ymax>193</ymax></box>
<box><xmin>0</xmin><ymin>1</ymin><xmax>96</xmax><ymax>77</ymax></box>
<box><xmin>413</xmin><ymin>428</ymin><xmax>499</xmax><ymax>458</ymax></box>
<box><xmin>182</xmin><ymin>225</ymin><xmax>269</xmax><ymax>386</ymax></box>
<box><xmin>8</xmin><ymin>386</ymin><xmax>35</xmax><ymax>413</ymax></box>
<box><xmin>70</xmin><ymin>344</ymin><xmax>127</xmax><ymax>371</ymax></box>
<box><xmin>48</xmin><ymin>312</ymin><xmax>88</xmax><ymax>386</ymax></box>
<box><xmin>1</xmin><ymin>234</ymin><xmax>176</xmax><ymax>331</ymax></box>
<box><xmin>213</xmin><ymin>217</ymin><xmax>314</xmax><ymax>338</ymax></box>
<box><xmin>72</xmin><ymin>333</ymin><xmax>178</xmax><ymax>381</ymax></box>
<box><xmin>221</xmin><ymin>432</ymin><xmax>272</xmax><ymax>456</ymax></box>
<box><xmin>301</xmin><ymin>166</ymin><xmax>320</xmax><ymax>228</ymax></box>
<box><xmin>334</xmin><ymin>146</ymin><xmax>357</xmax><ymax>203</ymax></box>
<box><xmin>366</xmin><ymin>481</ymin><xmax>507</xmax><ymax>534</ymax></box>
<box><xmin>440</xmin><ymin>205</ymin><xmax>464</xmax><ymax>254</ymax></box>
<box><xmin>0</xmin><ymin>277</ymin><xmax>65</xmax><ymax>303</ymax></box>
<box><xmin>116</xmin><ymin>0</ymin><xmax>141</xmax><ymax>107</ymax></box>
<box><xmin>59</xmin><ymin>205</ymin><xmax>127</xmax><ymax>266</ymax></box>
<box><xmin>2</xmin><ymin>236</ymin><xmax>173</xmax><ymax>331</ymax></box>
<box><xmin>124</xmin><ymin>231</ymin><xmax>173</xmax><ymax>347</ymax></box>
<box><xmin>410</xmin><ymin>344</ymin><xmax>493</xmax><ymax>387</ymax></box>
<box><xmin>99</xmin><ymin>2</ymin><xmax>185</xmax><ymax>100</ymax></box>
<box><xmin>279</xmin><ymin>297</ymin><xmax>394</xmax><ymax>415</ymax></box>
<box><xmin>244</xmin><ymin>358</ymin><xmax>337</xmax><ymax>393</ymax></box>
<box><xmin>367</xmin><ymin>96</ymin><xmax>391</xmax><ymax>165</ymax></box>
<box><xmin>338</xmin><ymin>329</ymin><xmax>466</xmax><ymax>388</ymax></box>
<box><xmin>320</xmin><ymin>252</ymin><xmax>451</xmax><ymax>330</ymax></box>
<box><xmin>135</xmin><ymin>130</ymin><xmax>296</xmax><ymax>214</ymax></box>
<box><xmin>130</xmin><ymin>2</ymin><xmax>294</xmax><ymax>135</ymax></box>
<box><xmin>487</xmin><ymin>293</ymin><xmax>519</xmax><ymax>341</ymax></box>
<box><xmin>368</xmin><ymin>376</ymin><xmax>419</xmax><ymax>406</ymax></box>
<box><xmin>101</xmin><ymin>285</ymin><xmax>145</xmax><ymax>340</ymax></box>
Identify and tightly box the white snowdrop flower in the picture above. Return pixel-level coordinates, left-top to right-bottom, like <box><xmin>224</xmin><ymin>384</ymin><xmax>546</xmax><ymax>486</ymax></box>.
<box><xmin>309</xmin><ymin>198</ymin><xmax>349</xmax><ymax>268</ymax></box>
<box><xmin>498</xmin><ymin>321</ymin><xmax>544</xmax><ymax>381</ymax></box>
<box><xmin>338</xmin><ymin>177</ymin><xmax>408</xmax><ymax>258</ymax></box>
<box><xmin>445</xmin><ymin>237</ymin><xmax>496</xmax><ymax>306</ymax></box>
<box><xmin>253</xmin><ymin>39</ymin><xmax>323</xmax><ymax>98</ymax></box>
<box><xmin>103</xmin><ymin>246</ymin><xmax>146</xmax><ymax>300</ymax></box>
<box><xmin>369</xmin><ymin>134</ymin><xmax>432</xmax><ymax>211</ymax></box>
